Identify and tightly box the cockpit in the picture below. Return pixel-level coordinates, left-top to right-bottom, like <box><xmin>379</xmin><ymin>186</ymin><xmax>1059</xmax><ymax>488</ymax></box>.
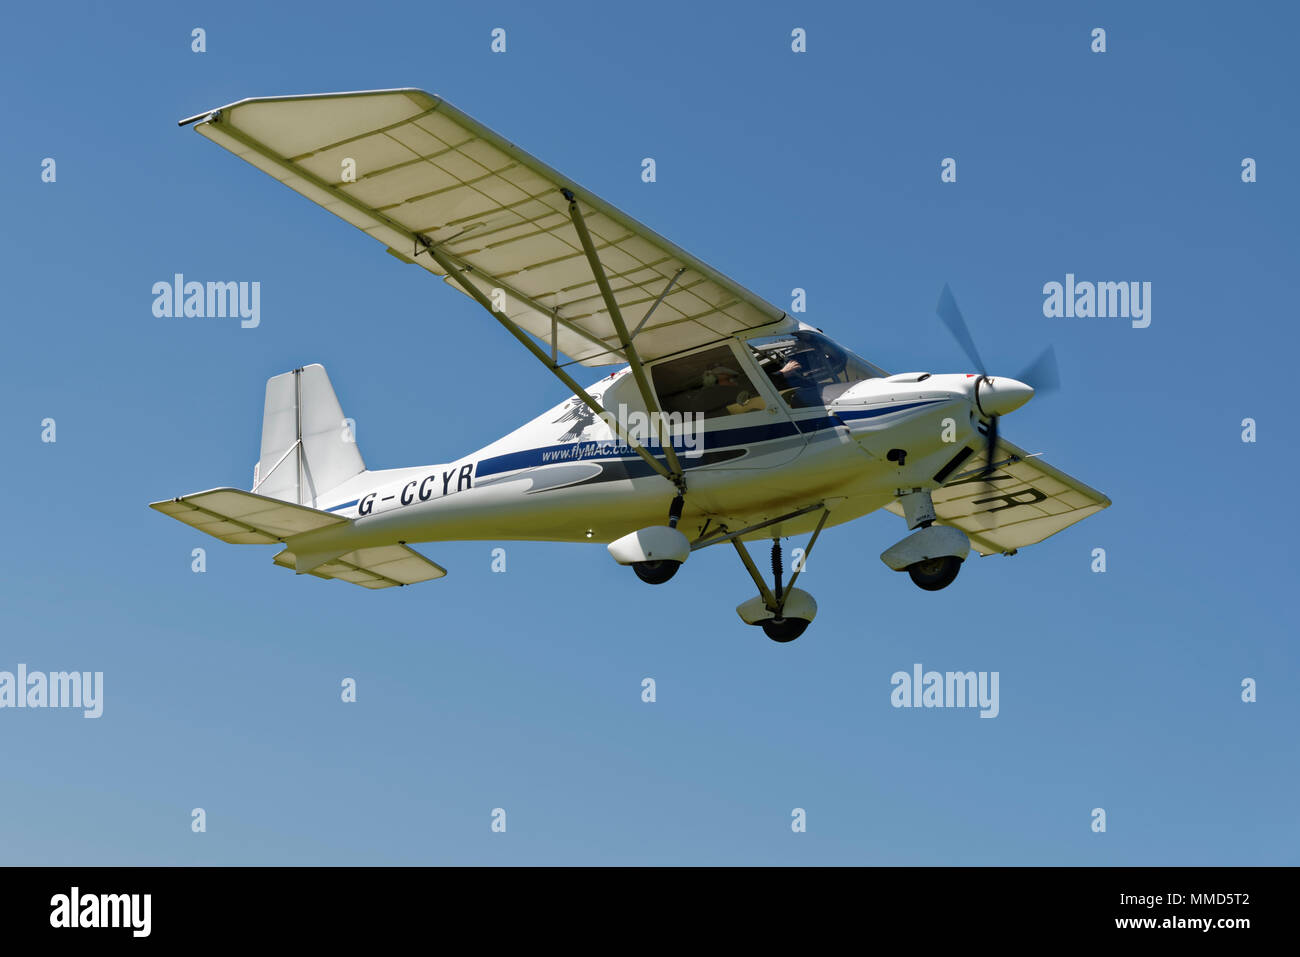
<box><xmin>645</xmin><ymin>330</ymin><xmax>888</xmax><ymax>420</ymax></box>
<box><xmin>747</xmin><ymin>330</ymin><xmax>888</xmax><ymax>408</ymax></box>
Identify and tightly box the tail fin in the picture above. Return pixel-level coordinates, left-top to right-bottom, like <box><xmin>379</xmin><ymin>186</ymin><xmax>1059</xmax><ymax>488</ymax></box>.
<box><xmin>253</xmin><ymin>364</ymin><xmax>364</xmax><ymax>507</ymax></box>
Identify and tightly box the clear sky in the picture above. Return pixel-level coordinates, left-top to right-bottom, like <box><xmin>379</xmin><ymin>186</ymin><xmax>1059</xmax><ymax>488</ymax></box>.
<box><xmin>1</xmin><ymin>0</ymin><xmax>1295</xmax><ymax>865</ymax></box>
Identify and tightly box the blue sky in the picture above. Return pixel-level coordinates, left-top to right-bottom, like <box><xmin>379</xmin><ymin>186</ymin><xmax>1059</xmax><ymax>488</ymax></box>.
<box><xmin>1</xmin><ymin>0</ymin><xmax>1295</xmax><ymax>864</ymax></box>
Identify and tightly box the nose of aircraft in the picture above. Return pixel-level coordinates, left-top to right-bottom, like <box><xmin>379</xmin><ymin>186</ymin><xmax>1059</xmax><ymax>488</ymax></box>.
<box><xmin>974</xmin><ymin>376</ymin><xmax>1035</xmax><ymax>416</ymax></box>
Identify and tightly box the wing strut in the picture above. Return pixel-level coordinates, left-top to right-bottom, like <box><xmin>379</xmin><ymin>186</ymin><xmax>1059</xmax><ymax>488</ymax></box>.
<box><xmin>197</xmin><ymin>112</ymin><xmax>621</xmax><ymax>366</ymax></box>
<box><xmin>561</xmin><ymin>189</ymin><xmax>686</xmax><ymax>492</ymax></box>
<box><xmin>418</xmin><ymin>237</ymin><xmax>678</xmax><ymax>488</ymax></box>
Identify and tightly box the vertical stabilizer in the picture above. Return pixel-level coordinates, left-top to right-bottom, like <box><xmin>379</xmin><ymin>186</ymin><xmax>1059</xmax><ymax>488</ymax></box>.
<box><xmin>253</xmin><ymin>364</ymin><xmax>364</xmax><ymax>506</ymax></box>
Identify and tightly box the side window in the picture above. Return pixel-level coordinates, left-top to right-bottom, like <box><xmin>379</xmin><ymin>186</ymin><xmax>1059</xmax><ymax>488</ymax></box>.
<box><xmin>650</xmin><ymin>345</ymin><xmax>768</xmax><ymax>420</ymax></box>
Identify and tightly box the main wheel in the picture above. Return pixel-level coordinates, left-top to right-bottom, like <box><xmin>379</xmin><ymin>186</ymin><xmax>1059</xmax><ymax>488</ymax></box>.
<box><xmin>906</xmin><ymin>555</ymin><xmax>962</xmax><ymax>591</ymax></box>
<box><xmin>760</xmin><ymin>617</ymin><xmax>811</xmax><ymax>642</ymax></box>
<box><xmin>633</xmin><ymin>559</ymin><xmax>680</xmax><ymax>584</ymax></box>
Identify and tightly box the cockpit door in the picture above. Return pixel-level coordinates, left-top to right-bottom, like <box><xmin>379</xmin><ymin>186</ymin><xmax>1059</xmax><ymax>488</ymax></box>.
<box><xmin>643</xmin><ymin>340</ymin><xmax>808</xmax><ymax>470</ymax></box>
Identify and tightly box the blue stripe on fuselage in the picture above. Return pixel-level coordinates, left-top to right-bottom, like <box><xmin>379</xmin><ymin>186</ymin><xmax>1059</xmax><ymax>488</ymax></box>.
<box><xmin>475</xmin><ymin>398</ymin><xmax>946</xmax><ymax>479</ymax></box>
<box><xmin>832</xmin><ymin>399</ymin><xmax>946</xmax><ymax>422</ymax></box>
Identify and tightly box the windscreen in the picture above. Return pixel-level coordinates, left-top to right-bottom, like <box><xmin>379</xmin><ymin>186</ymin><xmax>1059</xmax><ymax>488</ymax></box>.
<box><xmin>747</xmin><ymin>331</ymin><xmax>887</xmax><ymax>408</ymax></box>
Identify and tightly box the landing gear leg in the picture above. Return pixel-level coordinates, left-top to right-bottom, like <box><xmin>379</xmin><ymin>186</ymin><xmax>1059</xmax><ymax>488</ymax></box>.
<box><xmin>758</xmin><ymin>539</ymin><xmax>808</xmax><ymax>642</ymax></box>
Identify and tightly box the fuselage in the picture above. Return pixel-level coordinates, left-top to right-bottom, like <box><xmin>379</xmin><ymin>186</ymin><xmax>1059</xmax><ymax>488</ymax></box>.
<box><xmin>284</xmin><ymin>329</ymin><xmax>1002</xmax><ymax>559</ymax></box>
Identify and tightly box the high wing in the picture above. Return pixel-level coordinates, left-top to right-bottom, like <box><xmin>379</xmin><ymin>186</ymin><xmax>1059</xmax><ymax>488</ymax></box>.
<box><xmin>887</xmin><ymin>437</ymin><xmax>1112</xmax><ymax>556</ymax></box>
<box><xmin>181</xmin><ymin>88</ymin><xmax>794</xmax><ymax>367</ymax></box>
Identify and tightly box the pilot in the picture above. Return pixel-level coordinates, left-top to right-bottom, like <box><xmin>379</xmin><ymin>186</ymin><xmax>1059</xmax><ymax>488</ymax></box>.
<box><xmin>777</xmin><ymin>357</ymin><xmax>805</xmax><ymax>380</ymax></box>
<box><xmin>766</xmin><ymin>352</ymin><xmax>821</xmax><ymax>407</ymax></box>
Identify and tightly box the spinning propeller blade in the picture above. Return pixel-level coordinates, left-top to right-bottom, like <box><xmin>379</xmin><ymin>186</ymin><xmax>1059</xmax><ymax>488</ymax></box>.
<box><xmin>935</xmin><ymin>283</ymin><xmax>987</xmax><ymax>376</ymax></box>
<box><xmin>1016</xmin><ymin>346</ymin><xmax>1060</xmax><ymax>397</ymax></box>
<box><xmin>935</xmin><ymin>286</ymin><xmax>1061</xmax><ymax>479</ymax></box>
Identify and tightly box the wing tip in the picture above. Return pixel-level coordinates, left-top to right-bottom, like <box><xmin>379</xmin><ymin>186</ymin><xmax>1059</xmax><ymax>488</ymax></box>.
<box><xmin>177</xmin><ymin>110</ymin><xmax>216</xmax><ymax>128</ymax></box>
<box><xmin>178</xmin><ymin>87</ymin><xmax>440</xmax><ymax>130</ymax></box>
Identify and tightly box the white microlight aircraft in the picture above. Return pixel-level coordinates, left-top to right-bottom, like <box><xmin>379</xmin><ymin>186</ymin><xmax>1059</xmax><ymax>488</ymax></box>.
<box><xmin>152</xmin><ymin>89</ymin><xmax>1110</xmax><ymax>642</ymax></box>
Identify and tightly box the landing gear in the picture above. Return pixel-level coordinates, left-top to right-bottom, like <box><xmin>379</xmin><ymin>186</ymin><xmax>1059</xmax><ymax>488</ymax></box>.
<box><xmin>881</xmin><ymin>489</ymin><xmax>972</xmax><ymax>593</ymax></box>
<box><xmin>906</xmin><ymin>555</ymin><xmax>962</xmax><ymax>591</ymax></box>
<box><xmin>738</xmin><ymin>583</ymin><xmax>817</xmax><ymax>643</ymax></box>
<box><xmin>632</xmin><ymin>559</ymin><xmax>680</xmax><ymax>585</ymax></box>
<box><xmin>731</xmin><ymin>510</ymin><xmax>829</xmax><ymax>643</ymax></box>
<box><xmin>608</xmin><ymin>495</ymin><xmax>690</xmax><ymax>584</ymax></box>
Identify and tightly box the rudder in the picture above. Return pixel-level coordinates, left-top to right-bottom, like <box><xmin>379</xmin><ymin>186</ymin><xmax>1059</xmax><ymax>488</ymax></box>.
<box><xmin>253</xmin><ymin>364</ymin><xmax>364</xmax><ymax>506</ymax></box>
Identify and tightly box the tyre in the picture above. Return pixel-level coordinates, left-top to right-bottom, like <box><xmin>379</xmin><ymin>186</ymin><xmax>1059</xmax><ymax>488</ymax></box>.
<box><xmin>633</xmin><ymin>560</ymin><xmax>680</xmax><ymax>584</ymax></box>
<box><xmin>760</xmin><ymin>617</ymin><xmax>811</xmax><ymax>642</ymax></box>
<box><xmin>906</xmin><ymin>555</ymin><xmax>962</xmax><ymax>591</ymax></box>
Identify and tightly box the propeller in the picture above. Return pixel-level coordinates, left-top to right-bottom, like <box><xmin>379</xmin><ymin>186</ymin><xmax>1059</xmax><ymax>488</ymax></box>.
<box><xmin>935</xmin><ymin>284</ymin><xmax>1060</xmax><ymax>477</ymax></box>
<box><xmin>1016</xmin><ymin>345</ymin><xmax>1060</xmax><ymax>397</ymax></box>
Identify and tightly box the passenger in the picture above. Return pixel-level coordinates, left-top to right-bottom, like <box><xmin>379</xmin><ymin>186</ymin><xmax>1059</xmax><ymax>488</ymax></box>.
<box><xmin>712</xmin><ymin>367</ymin><xmax>766</xmax><ymax>414</ymax></box>
<box><xmin>690</xmin><ymin>366</ymin><xmax>766</xmax><ymax>415</ymax></box>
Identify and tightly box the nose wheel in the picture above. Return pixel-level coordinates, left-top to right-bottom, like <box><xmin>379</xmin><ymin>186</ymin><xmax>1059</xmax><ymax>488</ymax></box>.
<box><xmin>728</xmin><ymin>509</ymin><xmax>829</xmax><ymax>643</ymax></box>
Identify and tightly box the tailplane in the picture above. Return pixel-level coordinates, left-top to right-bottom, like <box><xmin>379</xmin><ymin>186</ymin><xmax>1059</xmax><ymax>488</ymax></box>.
<box><xmin>149</xmin><ymin>488</ymin><xmax>445</xmax><ymax>588</ymax></box>
<box><xmin>149</xmin><ymin>364</ymin><xmax>448</xmax><ymax>588</ymax></box>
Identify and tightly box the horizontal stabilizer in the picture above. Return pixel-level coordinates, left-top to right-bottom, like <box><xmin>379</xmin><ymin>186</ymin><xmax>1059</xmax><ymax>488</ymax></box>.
<box><xmin>273</xmin><ymin>544</ymin><xmax>446</xmax><ymax>589</ymax></box>
<box><xmin>150</xmin><ymin>488</ymin><xmax>348</xmax><ymax>544</ymax></box>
